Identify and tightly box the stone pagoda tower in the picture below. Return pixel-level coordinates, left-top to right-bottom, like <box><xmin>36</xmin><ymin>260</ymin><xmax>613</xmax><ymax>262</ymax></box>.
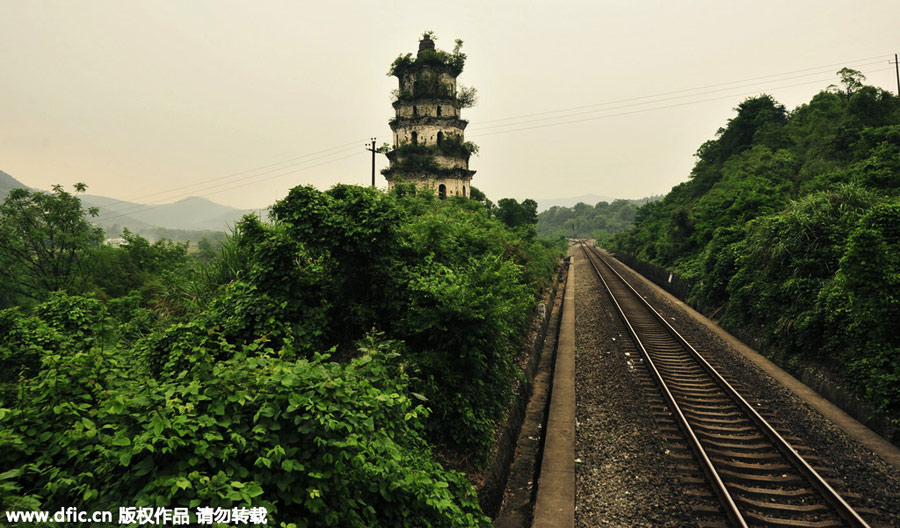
<box><xmin>382</xmin><ymin>33</ymin><xmax>476</xmax><ymax>198</ymax></box>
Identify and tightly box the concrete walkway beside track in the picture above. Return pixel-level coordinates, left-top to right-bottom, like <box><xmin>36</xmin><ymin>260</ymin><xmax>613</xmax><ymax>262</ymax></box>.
<box><xmin>532</xmin><ymin>253</ymin><xmax>576</xmax><ymax>528</ymax></box>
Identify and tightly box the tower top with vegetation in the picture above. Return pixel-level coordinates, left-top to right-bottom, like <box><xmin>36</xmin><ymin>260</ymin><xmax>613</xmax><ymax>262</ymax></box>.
<box><xmin>381</xmin><ymin>32</ymin><xmax>478</xmax><ymax>199</ymax></box>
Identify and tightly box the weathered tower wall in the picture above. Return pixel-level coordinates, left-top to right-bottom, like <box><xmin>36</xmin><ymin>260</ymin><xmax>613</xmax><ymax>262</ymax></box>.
<box><xmin>382</xmin><ymin>34</ymin><xmax>476</xmax><ymax>198</ymax></box>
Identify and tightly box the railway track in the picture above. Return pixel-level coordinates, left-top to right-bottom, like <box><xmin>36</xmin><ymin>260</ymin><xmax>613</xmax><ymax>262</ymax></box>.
<box><xmin>577</xmin><ymin>241</ymin><xmax>872</xmax><ymax>528</ymax></box>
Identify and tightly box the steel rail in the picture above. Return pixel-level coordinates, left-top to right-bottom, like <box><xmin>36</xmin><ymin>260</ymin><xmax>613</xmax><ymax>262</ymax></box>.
<box><xmin>580</xmin><ymin>241</ymin><xmax>871</xmax><ymax>528</ymax></box>
<box><xmin>577</xmin><ymin>242</ymin><xmax>748</xmax><ymax>528</ymax></box>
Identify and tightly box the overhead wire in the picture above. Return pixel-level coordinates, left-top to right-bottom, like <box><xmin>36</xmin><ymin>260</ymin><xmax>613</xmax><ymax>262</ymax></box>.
<box><xmin>473</xmin><ymin>54</ymin><xmax>888</xmax><ymax>126</ymax></box>
<box><xmin>91</xmin><ymin>54</ymin><xmax>895</xmax><ymax>222</ymax></box>
<box><xmin>97</xmin><ymin>144</ymin><xmax>376</xmax><ymax>223</ymax></box>
<box><xmin>470</xmin><ymin>67</ymin><xmax>895</xmax><ymax>138</ymax></box>
<box><xmin>98</xmin><ymin>142</ymin><xmax>364</xmax><ymax>218</ymax></box>
<box><xmin>97</xmin><ymin>138</ymin><xmax>372</xmax><ymax>214</ymax></box>
<box><xmin>468</xmin><ymin>59</ymin><xmax>887</xmax><ymax>133</ymax></box>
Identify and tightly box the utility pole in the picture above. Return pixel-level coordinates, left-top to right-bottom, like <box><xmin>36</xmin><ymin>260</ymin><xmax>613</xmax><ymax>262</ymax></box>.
<box><xmin>365</xmin><ymin>138</ymin><xmax>377</xmax><ymax>188</ymax></box>
<box><xmin>893</xmin><ymin>54</ymin><xmax>900</xmax><ymax>96</ymax></box>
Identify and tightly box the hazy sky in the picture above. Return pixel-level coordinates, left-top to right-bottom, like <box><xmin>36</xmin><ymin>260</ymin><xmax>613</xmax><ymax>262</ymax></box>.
<box><xmin>2</xmin><ymin>1</ymin><xmax>899</xmax><ymax>210</ymax></box>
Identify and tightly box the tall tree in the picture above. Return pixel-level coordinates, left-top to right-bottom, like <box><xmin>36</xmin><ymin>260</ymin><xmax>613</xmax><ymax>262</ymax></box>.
<box><xmin>833</xmin><ymin>67</ymin><xmax>865</xmax><ymax>98</ymax></box>
<box><xmin>0</xmin><ymin>183</ymin><xmax>103</xmax><ymax>302</ymax></box>
<box><xmin>495</xmin><ymin>198</ymin><xmax>538</xmax><ymax>229</ymax></box>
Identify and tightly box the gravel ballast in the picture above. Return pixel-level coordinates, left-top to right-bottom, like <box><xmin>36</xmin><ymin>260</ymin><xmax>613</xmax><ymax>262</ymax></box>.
<box><xmin>574</xmin><ymin>246</ymin><xmax>900</xmax><ymax>527</ymax></box>
<box><xmin>574</xmin><ymin>249</ymin><xmax>696</xmax><ymax>526</ymax></box>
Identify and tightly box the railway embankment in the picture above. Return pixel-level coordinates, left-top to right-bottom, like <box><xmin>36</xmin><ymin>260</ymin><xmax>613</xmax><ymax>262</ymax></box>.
<box><xmin>576</xmin><ymin>244</ymin><xmax>900</xmax><ymax>526</ymax></box>
<box><xmin>615</xmin><ymin>250</ymin><xmax>900</xmax><ymax>447</ymax></box>
<box><xmin>613</xmin><ymin>250</ymin><xmax>900</xmax><ymax>460</ymax></box>
<box><xmin>493</xmin><ymin>241</ymin><xmax>900</xmax><ymax>526</ymax></box>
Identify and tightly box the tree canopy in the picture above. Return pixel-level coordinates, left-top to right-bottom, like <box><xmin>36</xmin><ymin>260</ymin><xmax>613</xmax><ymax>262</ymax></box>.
<box><xmin>0</xmin><ymin>184</ymin><xmax>103</xmax><ymax>304</ymax></box>
<box><xmin>0</xmin><ymin>183</ymin><xmax>564</xmax><ymax>526</ymax></box>
<box><xmin>610</xmin><ymin>72</ymin><xmax>900</xmax><ymax>430</ymax></box>
<box><xmin>536</xmin><ymin>197</ymin><xmax>660</xmax><ymax>242</ymax></box>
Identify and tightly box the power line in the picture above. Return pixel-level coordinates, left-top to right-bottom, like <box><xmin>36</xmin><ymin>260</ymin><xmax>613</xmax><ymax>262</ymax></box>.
<box><xmin>472</xmin><ymin>55</ymin><xmax>888</xmax><ymax>126</ymax></box>
<box><xmin>468</xmin><ymin>60</ymin><xmax>886</xmax><ymax>133</ymax></box>
<box><xmin>98</xmin><ymin>149</ymin><xmax>368</xmax><ymax>223</ymax></box>
<box><xmin>89</xmin><ymin>55</ymin><xmax>894</xmax><ymax>221</ymax></box>
<box><xmin>98</xmin><ymin>148</ymin><xmax>369</xmax><ymax>222</ymax></box>
<box><xmin>97</xmin><ymin>138</ymin><xmax>372</xmax><ymax>214</ymax></box>
<box><xmin>98</xmin><ymin>142</ymin><xmax>367</xmax><ymax>219</ymax></box>
<box><xmin>468</xmin><ymin>68</ymin><xmax>895</xmax><ymax>138</ymax></box>
<box><xmin>177</xmin><ymin>151</ymin><xmax>366</xmax><ymax>202</ymax></box>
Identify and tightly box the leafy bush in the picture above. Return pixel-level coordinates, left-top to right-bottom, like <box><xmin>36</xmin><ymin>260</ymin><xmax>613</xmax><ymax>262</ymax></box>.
<box><xmin>0</xmin><ymin>181</ymin><xmax>563</xmax><ymax>523</ymax></box>
<box><xmin>456</xmin><ymin>85</ymin><xmax>477</xmax><ymax>108</ymax></box>
<box><xmin>0</xmin><ymin>338</ymin><xmax>490</xmax><ymax>527</ymax></box>
<box><xmin>817</xmin><ymin>203</ymin><xmax>900</xmax><ymax>413</ymax></box>
<box><xmin>0</xmin><ymin>309</ymin><xmax>65</xmax><ymax>405</ymax></box>
<box><xmin>35</xmin><ymin>292</ymin><xmax>107</xmax><ymax>348</ymax></box>
<box><xmin>717</xmin><ymin>185</ymin><xmax>875</xmax><ymax>346</ymax></box>
<box><xmin>383</xmin><ymin>140</ymin><xmax>480</xmax><ymax>180</ymax></box>
<box><xmin>397</xmin><ymin>255</ymin><xmax>531</xmax><ymax>452</ymax></box>
<box><xmin>436</xmin><ymin>135</ymin><xmax>479</xmax><ymax>158</ymax></box>
<box><xmin>0</xmin><ymin>293</ymin><xmax>108</xmax><ymax>404</ymax></box>
<box><xmin>107</xmin><ymin>290</ymin><xmax>158</xmax><ymax>346</ymax></box>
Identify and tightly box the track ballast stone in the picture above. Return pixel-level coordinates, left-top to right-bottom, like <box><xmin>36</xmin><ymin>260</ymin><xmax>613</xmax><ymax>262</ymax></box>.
<box><xmin>574</xmin><ymin>251</ymin><xmax>696</xmax><ymax>527</ymax></box>
<box><xmin>595</xmin><ymin>248</ymin><xmax>900</xmax><ymax>527</ymax></box>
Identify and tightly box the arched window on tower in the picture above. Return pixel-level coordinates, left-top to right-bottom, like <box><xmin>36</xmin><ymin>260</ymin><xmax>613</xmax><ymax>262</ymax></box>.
<box><xmin>438</xmin><ymin>184</ymin><xmax>447</xmax><ymax>200</ymax></box>
<box><xmin>437</xmin><ymin>131</ymin><xmax>444</xmax><ymax>146</ymax></box>
<box><xmin>411</xmin><ymin>131</ymin><xmax>418</xmax><ymax>145</ymax></box>
<box><xmin>462</xmin><ymin>185</ymin><xmax>467</xmax><ymax>197</ymax></box>
<box><xmin>437</xmin><ymin>106</ymin><xmax>442</xmax><ymax>116</ymax></box>
<box><xmin>413</xmin><ymin>106</ymin><xmax>418</xmax><ymax>116</ymax></box>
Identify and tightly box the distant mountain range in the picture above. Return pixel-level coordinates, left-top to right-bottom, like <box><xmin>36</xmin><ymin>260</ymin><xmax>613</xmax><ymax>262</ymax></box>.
<box><xmin>2</xmin><ymin>170</ymin><xmax>652</xmax><ymax>234</ymax></box>
<box><xmin>0</xmin><ymin>170</ymin><xmax>264</xmax><ymax>237</ymax></box>
<box><xmin>0</xmin><ymin>169</ymin><xmax>28</xmax><ymax>196</ymax></box>
<box><xmin>80</xmin><ymin>193</ymin><xmax>265</xmax><ymax>233</ymax></box>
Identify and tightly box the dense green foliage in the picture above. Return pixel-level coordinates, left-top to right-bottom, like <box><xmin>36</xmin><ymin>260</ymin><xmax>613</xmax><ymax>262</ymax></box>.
<box><xmin>0</xmin><ymin>184</ymin><xmax>103</xmax><ymax>305</ymax></box>
<box><xmin>495</xmin><ymin>198</ymin><xmax>537</xmax><ymax>232</ymax></box>
<box><xmin>611</xmin><ymin>70</ymin><xmax>900</xmax><ymax>422</ymax></box>
<box><xmin>91</xmin><ymin>229</ymin><xmax>191</xmax><ymax>301</ymax></box>
<box><xmin>537</xmin><ymin>197</ymin><xmax>660</xmax><ymax>242</ymax></box>
<box><xmin>0</xmin><ymin>182</ymin><xmax>563</xmax><ymax>525</ymax></box>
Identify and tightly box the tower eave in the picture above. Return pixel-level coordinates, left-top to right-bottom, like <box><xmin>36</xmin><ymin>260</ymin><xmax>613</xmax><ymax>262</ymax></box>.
<box><xmin>381</xmin><ymin>167</ymin><xmax>473</xmax><ymax>181</ymax></box>
<box><xmin>392</xmin><ymin>62</ymin><xmax>462</xmax><ymax>79</ymax></box>
<box><xmin>389</xmin><ymin>117</ymin><xmax>469</xmax><ymax>131</ymax></box>
<box><xmin>392</xmin><ymin>96</ymin><xmax>460</xmax><ymax>109</ymax></box>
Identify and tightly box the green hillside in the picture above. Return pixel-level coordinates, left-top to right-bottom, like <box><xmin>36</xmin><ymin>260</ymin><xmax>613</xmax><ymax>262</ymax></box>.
<box><xmin>0</xmin><ymin>169</ymin><xmax>28</xmax><ymax>197</ymax></box>
<box><xmin>611</xmin><ymin>69</ymin><xmax>900</xmax><ymax>427</ymax></box>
